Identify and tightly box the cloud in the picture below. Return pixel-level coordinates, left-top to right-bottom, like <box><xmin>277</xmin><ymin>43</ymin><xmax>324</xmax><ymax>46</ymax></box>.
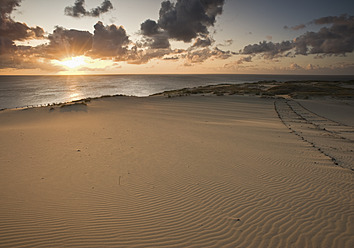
<box><xmin>294</xmin><ymin>16</ymin><xmax>354</xmax><ymax>55</ymax></box>
<box><xmin>45</xmin><ymin>26</ymin><xmax>93</xmax><ymax>58</ymax></box>
<box><xmin>312</xmin><ymin>14</ymin><xmax>352</xmax><ymax>25</ymax></box>
<box><xmin>138</xmin><ymin>0</ymin><xmax>228</xmax><ymax>61</ymax></box>
<box><xmin>288</xmin><ymin>62</ymin><xmax>302</xmax><ymax>70</ymax></box>
<box><xmin>236</xmin><ymin>56</ymin><xmax>252</xmax><ymax>64</ymax></box>
<box><xmin>283</xmin><ymin>62</ymin><xmax>354</xmax><ymax>74</ymax></box>
<box><xmin>140</xmin><ymin>19</ymin><xmax>170</xmax><ymax>49</ymax></box>
<box><xmin>90</xmin><ymin>0</ymin><xmax>113</xmax><ymax>17</ymax></box>
<box><xmin>241</xmin><ymin>40</ymin><xmax>294</xmax><ymax>59</ymax></box>
<box><xmin>0</xmin><ymin>37</ymin><xmax>14</xmax><ymax>54</ymax></box>
<box><xmin>143</xmin><ymin>34</ymin><xmax>170</xmax><ymax>49</ymax></box>
<box><xmin>64</xmin><ymin>0</ymin><xmax>86</xmax><ymax>18</ymax></box>
<box><xmin>284</xmin><ymin>14</ymin><xmax>352</xmax><ymax>31</ymax></box>
<box><xmin>1</xmin><ymin>21</ymin><xmax>93</xmax><ymax>70</ymax></box>
<box><xmin>185</xmin><ymin>47</ymin><xmax>231</xmax><ymax>63</ymax></box>
<box><xmin>0</xmin><ymin>0</ymin><xmax>44</xmax><ymax>45</ymax></box>
<box><xmin>126</xmin><ymin>43</ymin><xmax>232</xmax><ymax>65</ymax></box>
<box><xmin>240</xmin><ymin>15</ymin><xmax>354</xmax><ymax>59</ymax></box>
<box><xmin>0</xmin><ymin>0</ymin><xmax>45</xmax><ymax>70</ymax></box>
<box><xmin>284</xmin><ymin>24</ymin><xmax>306</xmax><ymax>30</ymax></box>
<box><xmin>137</xmin><ymin>0</ymin><xmax>230</xmax><ymax>64</ymax></box>
<box><xmin>0</xmin><ymin>44</ymin><xmax>61</xmax><ymax>70</ymax></box>
<box><xmin>192</xmin><ymin>36</ymin><xmax>214</xmax><ymax>47</ymax></box>
<box><xmin>90</xmin><ymin>21</ymin><xmax>130</xmax><ymax>58</ymax></box>
<box><xmin>65</xmin><ymin>0</ymin><xmax>113</xmax><ymax>18</ymax></box>
<box><xmin>140</xmin><ymin>0</ymin><xmax>225</xmax><ymax>43</ymax></box>
<box><xmin>126</xmin><ymin>47</ymin><xmax>172</xmax><ymax>64</ymax></box>
<box><xmin>140</xmin><ymin>19</ymin><xmax>160</xmax><ymax>36</ymax></box>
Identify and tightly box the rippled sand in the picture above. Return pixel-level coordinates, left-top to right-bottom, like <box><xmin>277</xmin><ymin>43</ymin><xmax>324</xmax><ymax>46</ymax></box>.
<box><xmin>0</xmin><ymin>95</ymin><xmax>353</xmax><ymax>247</ymax></box>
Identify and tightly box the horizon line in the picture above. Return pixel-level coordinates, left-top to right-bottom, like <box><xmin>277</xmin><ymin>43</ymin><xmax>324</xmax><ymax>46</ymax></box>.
<box><xmin>1</xmin><ymin>73</ymin><xmax>354</xmax><ymax>77</ymax></box>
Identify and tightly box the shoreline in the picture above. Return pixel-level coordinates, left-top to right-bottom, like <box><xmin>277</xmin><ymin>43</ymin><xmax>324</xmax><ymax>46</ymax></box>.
<box><xmin>1</xmin><ymin>79</ymin><xmax>354</xmax><ymax>112</ymax></box>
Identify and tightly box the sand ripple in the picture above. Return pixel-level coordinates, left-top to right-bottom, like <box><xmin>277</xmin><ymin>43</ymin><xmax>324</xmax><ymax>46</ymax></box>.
<box><xmin>0</xmin><ymin>96</ymin><xmax>353</xmax><ymax>247</ymax></box>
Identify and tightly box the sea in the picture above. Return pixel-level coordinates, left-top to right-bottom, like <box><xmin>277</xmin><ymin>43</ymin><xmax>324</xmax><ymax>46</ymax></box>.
<box><xmin>0</xmin><ymin>74</ymin><xmax>353</xmax><ymax>110</ymax></box>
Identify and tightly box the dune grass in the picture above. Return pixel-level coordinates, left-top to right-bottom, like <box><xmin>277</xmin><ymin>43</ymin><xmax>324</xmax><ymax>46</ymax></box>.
<box><xmin>154</xmin><ymin>80</ymin><xmax>354</xmax><ymax>99</ymax></box>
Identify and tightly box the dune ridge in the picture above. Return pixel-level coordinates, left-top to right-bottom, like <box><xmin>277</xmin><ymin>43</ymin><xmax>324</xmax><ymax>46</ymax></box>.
<box><xmin>0</xmin><ymin>95</ymin><xmax>353</xmax><ymax>247</ymax></box>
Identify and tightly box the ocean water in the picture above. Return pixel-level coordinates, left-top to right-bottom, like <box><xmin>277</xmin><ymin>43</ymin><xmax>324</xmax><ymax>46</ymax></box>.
<box><xmin>0</xmin><ymin>74</ymin><xmax>353</xmax><ymax>110</ymax></box>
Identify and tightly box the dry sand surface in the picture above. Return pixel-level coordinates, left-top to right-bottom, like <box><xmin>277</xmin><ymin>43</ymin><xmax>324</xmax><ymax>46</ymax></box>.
<box><xmin>0</xmin><ymin>95</ymin><xmax>353</xmax><ymax>247</ymax></box>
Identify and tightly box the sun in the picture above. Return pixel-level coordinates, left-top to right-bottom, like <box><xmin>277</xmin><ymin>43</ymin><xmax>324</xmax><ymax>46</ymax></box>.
<box><xmin>56</xmin><ymin>56</ymin><xmax>87</xmax><ymax>69</ymax></box>
<box><xmin>51</xmin><ymin>56</ymin><xmax>116</xmax><ymax>75</ymax></box>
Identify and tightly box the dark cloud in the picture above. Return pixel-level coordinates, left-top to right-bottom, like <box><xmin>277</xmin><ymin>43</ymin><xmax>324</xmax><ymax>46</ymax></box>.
<box><xmin>140</xmin><ymin>19</ymin><xmax>160</xmax><ymax>36</ymax></box>
<box><xmin>236</xmin><ymin>56</ymin><xmax>252</xmax><ymax>64</ymax></box>
<box><xmin>0</xmin><ymin>0</ymin><xmax>20</xmax><ymax>17</ymax></box>
<box><xmin>284</xmin><ymin>14</ymin><xmax>353</xmax><ymax>31</ymax></box>
<box><xmin>140</xmin><ymin>19</ymin><xmax>170</xmax><ymax>49</ymax></box>
<box><xmin>144</xmin><ymin>34</ymin><xmax>170</xmax><ymax>49</ymax></box>
<box><xmin>192</xmin><ymin>36</ymin><xmax>214</xmax><ymax>47</ymax></box>
<box><xmin>90</xmin><ymin>21</ymin><xmax>130</xmax><ymax>58</ymax></box>
<box><xmin>158</xmin><ymin>0</ymin><xmax>224</xmax><ymax>42</ymax></box>
<box><xmin>0</xmin><ymin>45</ymin><xmax>61</xmax><ymax>70</ymax></box>
<box><xmin>241</xmin><ymin>15</ymin><xmax>354</xmax><ymax>58</ymax></box>
<box><xmin>0</xmin><ymin>37</ymin><xmax>15</xmax><ymax>54</ymax></box>
<box><xmin>0</xmin><ymin>0</ymin><xmax>44</xmax><ymax>57</ymax></box>
<box><xmin>65</xmin><ymin>0</ymin><xmax>113</xmax><ymax>18</ymax></box>
<box><xmin>0</xmin><ymin>1</ymin><xmax>47</xmax><ymax>68</ymax></box>
<box><xmin>65</xmin><ymin>0</ymin><xmax>86</xmax><ymax>18</ymax></box>
<box><xmin>140</xmin><ymin>0</ymin><xmax>225</xmax><ymax>45</ymax></box>
<box><xmin>90</xmin><ymin>0</ymin><xmax>113</xmax><ymax>17</ymax></box>
<box><xmin>295</xmin><ymin>15</ymin><xmax>354</xmax><ymax>55</ymax></box>
<box><xmin>45</xmin><ymin>26</ymin><xmax>93</xmax><ymax>58</ymax></box>
<box><xmin>0</xmin><ymin>22</ymin><xmax>44</xmax><ymax>41</ymax></box>
<box><xmin>40</xmin><ymin>22</ymin><xmax>130</xmax><ymax>60</ymax></box>
<box><xmin>241</xmin><ymin>40</ymin><xmax>294</xmax><ymax>59</ymax></box>
<box><xmin>138</xmin><ymin>0</ymin><xmax>227</xmax><ymax>62</ymax></box>
<box><xmin>0</xmin><ymin>0</ymin><xmax>44</xmax><ymax>42</ymax></box>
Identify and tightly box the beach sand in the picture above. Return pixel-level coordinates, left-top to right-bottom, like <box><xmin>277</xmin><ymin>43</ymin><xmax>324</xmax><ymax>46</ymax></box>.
<box><xmin>0</xmin><ymin>95</ymin><xmax>353</xmax><ymax>247</ymax></box>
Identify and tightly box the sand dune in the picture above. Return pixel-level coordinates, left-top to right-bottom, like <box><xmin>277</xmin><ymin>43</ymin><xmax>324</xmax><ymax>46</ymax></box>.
<box><xmin>0</xmin><ymin>95</ymin><xmax>353</xmax><ymax>247</ymax></box>
<box><xmin>275</xmin><ymin>99</ymin><xmax>354</xmax><ymax>170</ymax></box>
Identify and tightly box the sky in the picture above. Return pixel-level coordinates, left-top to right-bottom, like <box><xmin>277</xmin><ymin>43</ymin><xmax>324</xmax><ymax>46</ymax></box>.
<box><xmin>0</xmin><ymin>0</ymin><xmax>354</xmax><ymax>75</ymax></box>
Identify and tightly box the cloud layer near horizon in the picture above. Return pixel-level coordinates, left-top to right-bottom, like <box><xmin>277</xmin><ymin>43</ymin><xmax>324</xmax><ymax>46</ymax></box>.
<box><xmin>240</xmin><ymin>15</ymin><xmax>354</xmax><ymax>59</ymax></box>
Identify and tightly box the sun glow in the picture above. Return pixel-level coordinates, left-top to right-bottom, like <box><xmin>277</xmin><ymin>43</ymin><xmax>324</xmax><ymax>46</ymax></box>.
<box><xmin>55</xmin><ymin>56</ymin><xmax>87</xmax><ymax>69</ymax></box>
<box><xmin>51</xmin><ymin>56</ymin><xmax>117</xmax><ymax>75</ymax></box>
